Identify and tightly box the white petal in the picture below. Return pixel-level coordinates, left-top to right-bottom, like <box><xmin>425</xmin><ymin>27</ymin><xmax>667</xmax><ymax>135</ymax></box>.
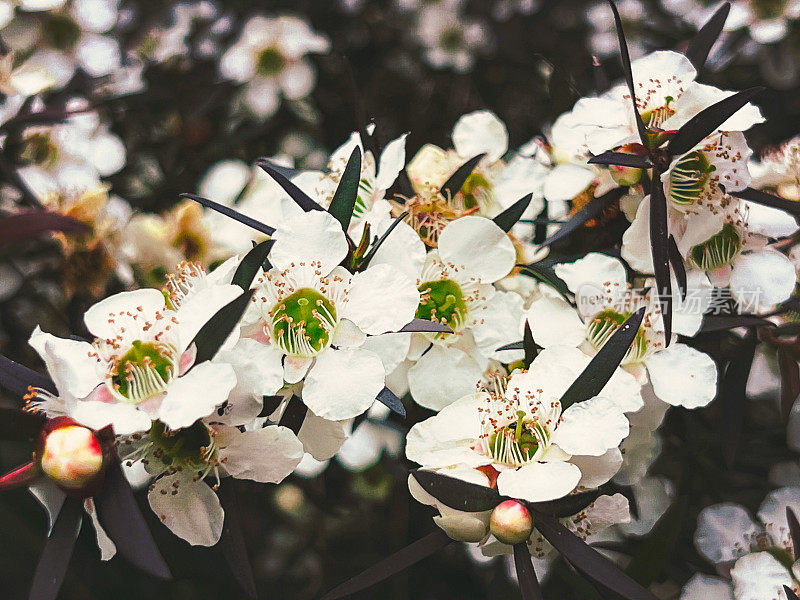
<box><xmin>158</xmin><ymin>363</ymin><xmax>237</xmax><ymax>429</ymax></box>
<box><xmin>757</xmin><ymin>487</ymin><xmax>800</xmax><ymax>547</ymax></box>
<box><xmin>148</xmin><ymin>471</ymin><xmax>224</xmax><ymax>546</ymax></box>
<box><xmin>543</xmin><ymin>164</ymin><xmax>595</xmax><ymax>201</ymax></box>
<box><xmin>407</xmin><ymin>345</ymin><xmax>484</xmax><ymax>411</ymax></box>
<box><xmin>365</xmin><ymin>216</ymin><xmax>426</xmax><ymax>282</ymax></box>
<box><xmin>438</xmin><ymin>216</ymin><xmax>516</xmax><ymax>283</ymax></box>
<box><xmin>452</xmin><ymin>110</ymin><xmax>508</xmax><ymax>162</ymax></box>
<box><xmin>571</xmin><ymin>448</ymin><xmax>623</xmax><ymax>488</ymax></box>
<box><xmin>199</xmin><ymin>160</ymin><xmax>251</xmax><ymax>206</ymax></box>
<box><xmin>269</xmin><ymin>210</ymin><xmax>348</xmax><ymax>273</ymax></box>
<box><xmin>243</xmin><ymin>78</ymin><xmax>281</xmax><ymax>118</ymax></box>
<box><xmin>84</xmin><ymin>289</ymin><xmax>166</xmax><ymax>341</ymax></box>
<box><xmin>72</xmin><ymin>400</ymin><xmax>152</xmax><ymax>435</ymax></box>
<box><xmin>620</xmin><ymin>196</ymin><xmax>654</xmax><ymax>273</ymax></box>
<box><xmin>695</xmin><ymin>503</ymin><xmax>759</xmax><ymax>564</ymax></box>
<box><xmin>742</xmin><ymin>200</ymin><xmax>799</xmax><ymax>239</ymax></box>
<box><xmin>730</xmin><ymin>552</ymin><xmax>793</xmax><ymax>600</ymax></box>
<box><xmin>376</xmin><ymin>134</ymin><xmax>408</xmax><ymax>191</ymax></box>
<box><xmin>297</xmin><ymin>410</ymin><xmax>348</xmax><ymax>460</ymax></box>
<box><xmin>303</xmin><ymin>348</ymin><xmax>385</xmax><ymax>420</ymax></box>
<box><xmin>175</xmin><ymin>284</ymin><xmax>243</xmax><ymax>352</ymax></box>
<box><xmin>524</xmin><ymin>296</ymin><xmax>586</xmax><ymax>349</ymax></box>
<box><xmin>361</xmin><ymin>332</ymin><xmax>412</xmax><ymax>375</ymax></box>
<box><xmin>84</xmin><ymin>499</ymin><xmax>117</xmax><ymax>561</ymax></box>
<box><xmin>730</xmin><ymin>249</ymin><xmax>796</xmax><ymax>313</ymax></box>
<box><xmin>278</xmin><ymin>60</ymin><xmax>315</xmax><ymax>100</ymax></box>
<box><xmin>496</xmin><ymin>462</ymin><xmax>582</xmax><ymax>502</ymax></box>
<box><xmin>216</xmin><ymin>425</ymin><xmax>303</xmax><ymax>483</ymax></box>
<box><xmin>28</xmin><ymin>478</ymin><xmax>66</xmax><ymax>534</ymax></box>
<box><xmin>554</xmin><ymin>253</ymin><xmax>628</xmax><ymax>293</ymax></box>
<box><xmin>646</xmin><ymin>343</ymin><xmax>717</xmax><ymax>408</ymax></box>
<box><xmin>29</xmin><ymin>327</ymin><xmax>100</xmax><ymax>398</ymax></box>
<box><xmin>343</xmin><ymin>264</ymin><xmax>419</xmax><ymax>335</ymax></box>
<box><xmin>471</xmin><ymin>291</ymin><xmax>525</xmax><ymax>361</ymax></box>
<box><xmin>554</xmin><ymin>397</ymin><xmax>629</xmax><ymax>456</ymax></box>
<box><xmin>681</xmin><ymin>574</ymin><xmax>734</xmax><ymax>600</ymax></box>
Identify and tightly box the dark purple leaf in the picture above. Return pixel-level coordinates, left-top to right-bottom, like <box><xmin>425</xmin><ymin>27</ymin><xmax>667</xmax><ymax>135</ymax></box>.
<box><xmin>94</xmin><ymin>460</ymin><xmax>171</xmax><ymax>579</ymax></box>
<box><xmin>181</xmin><ymin>193</ymin><xmax>276</xmax><ymax>236</ymax></box>
<box><xmin>719</xmin><ymin>331</ymin><xmax>757</xmax><ymax>468</ymax></box>
<box><xmin>514</xmin><ymin>543</ymin><xmax>544</xmax><ymax>600</ymax></box>
<box><xmin>497</xmin><ymin>341</ymin><xmax>524</xmax><ymax>352</ymax></box>
<box><xmin>667</xmin><ymin>87</ymin><xmax>764</xmax><ymax>155</ymax></box>
<box><xmin>540</xmin><ymin>187</ymin><xmax>625</xmax><ymax>248</ymax></box>
<box><xmin>253</xmin><ymin>158</ymin><xmax>299</xmax><ymax>180</ymax></box>
<box><xmin>731</xmin><ymin>187</ymin><xmax>800</xmax><ymax>217</ymax></box>
<box><xmin>0</xmin><ymin>460</ymin><xmax>39</xmax><ymax>490</ymax></box>
<box><xmin>625</xmin><ymin>497</ymin><xmax>687</xmax><ymax>586</ymax></box>
<box><xmin>0</xmin><ymin>354</ymin><xmax>57</xmax><ymax>396</ymax></box>
<box><xmin>217</xmin><ymin>483</ymin><xmax>256</xmax><ymax>599</ymax></box>
<box><xmin>588</xmin><ymin>152</ymin><xmax>652</xmax><ymax>169</ymax></box>
<box><xmin>700</xmin><ymin>315</ymin><xmax>774</xmax><ymax>333</ymax></box>
<box><xmin>0</xmin><ymin>211</ymin><xmax>89</xmax><ymax>247</ymax></box>
<box><xmin>785</xmin><ymin>586</ymin><xmax>799</xmax><ymax>600</ymax></box>
<box><xmin>257</xmin><ymin>160</ymin><xmax>325</xmax><ymax>212</ymax></box>
<box><xmin>533</xmin><ymin>510</ymin><xmax>658</xmax><ymax>600</ymax></box>
<box><xmin>494</xmin><ymin>193</ymin><xmax>533</xmax><ymax>233</ymax></box>
<box><xmin>328</xmin><ymin>146</ymin><xmax>362</xmax><ymax>233</ymax></box>
<box><xmin>360</xmin><ymin>211</ymin><xmax>409</xmax><ymax>270</ymax></box>
<box><xmin>411</xmin><ymin>469</ymin><xmax>500</xmax><ymax>512</ymax></box>
<box><xmin>606</xmin><ymin>0</ymin><xmax>648</xmax><ymax>143</ymax></box>
<box><xmin>520</xmin><ymin>264</ymin><xmax>572</xmax><ymax>300</ymax></box>
<box><xmin>190</xmin><ymin>289</ymin><xmax>255</xmax><ymax>364</ymax></box>
<box><xmin>559</xmin><ymin>308</ymin><xmax>646</xmax><ymax>410</ymax></box>
<box><xmin>668</xmin><ymin>235</ymin><xmax>687</xmax><ymax>302</ymax></box>
<box><xmin>778</xmin><ymin>347</ymin><xmax>800</xmax><ymax>423</ymax></box>
<box><xmin>786</xmin><ymin>507</ymin><xmax>800</xmax><ymax>561</ymax></box>
<box><xmin>523</xmin><ymin>320</ymin><xmax>538</xmax><ymax>369</ymax></box>
<box><xmin>320</xmin><ymin>529</ymin><xmax>452</xmax><ymax>600</ymax></box>
<box><xmin>528</xmin><ymin>489</ymin><xmax>603</xmax><ymax>519</ymax></box>
<box><xmin>259</xmin><ymin>395</ymin><xmax>284</xmax><ymax>418</ymax></box>
<box><xmin>650</xmin><ymin>172</ymin><xmax>673</xmax><ymax>343</ymax></box>
<box><xmin>376</xmin><ymin>386</ymin><xmax>406</xmax><ymax>417</ymax></box>
<box><xmin>396</xmin><ymin>319</ymin><xmax>454</xmax><ymax>334</ymax></box>
<box><xmin>278</xmin><ymin>395</ymin><xmax>307</xmax><ymax>435</ymax></box>
<box><xmin>231</xmin><ymin>240</ymin><xmax>274</xmax><ymax>290</ymax></box>
<box><xmin>685</xmin><ymin>2</ymin><xmax>731</xmax><ymax>72</ymax></box>
<box><xmin>29</xmin><ymin>496</ymin><xmax>83</xmax><ymax>600</ymax></box>
<box><xmin>0</xmin><ymin>407</ymin><xmax>46</xmax><ymax>442</ymax></box>
<box><xmin>440</xmin><ymin>154</ymin><xmax>486</xmax><ymax>200</ymax></box>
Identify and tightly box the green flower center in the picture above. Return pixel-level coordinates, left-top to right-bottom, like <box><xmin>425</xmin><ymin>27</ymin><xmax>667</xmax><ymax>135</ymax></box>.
<box><xmin>641</xmin><ymin>96</ymin><xmax>675</xmax><ymax>132</ymax></box>
<box><xmin>751</xmin><ymin>0</ymin><xmax>788</xmax><ymax>20</ymax></box>
<box><xmin>586</xmin><ymin>309</ymin><xmax>649</xmax><ymax>364</ymax></box>
<box><xmin>668</xmin><ymin>150</ymin><xmax>716</xmax><ymax>206</ymax></box>
<box><xmin>690</xmin><ymin>222</ymin><xmax>742</xmax><ymax>272</ymax></box>
<box><xmin>439</xmin><ymin>28</ymin><xmax>463</xmax><ymax>51</ymax></box>
<box><xmin>483</xmin><ymin>410</ymin><xmax>553</xmax><ymax>467</ymax></box>
<box><xmin>110</xmin><ymin>340</ymin><xmax>177</xmax><ymax>403</ymax></box>
<box><xmin>416</xmin><ymin>279</ymin><xmax>468</xmax><ymax>334</ymax></box>
<box><xmin>256</xmin><ymin>47</ymin><xmax>286</xmax><ymax>77</ymax></box>
<box><xmin>21</xmin><ymin>133</ymin><xmax>59</xmax><ymax>167</ymax></box>
<box><xmin>43</xmin><ymin>15</ymin><xmax>81</xmax><ymax>51</ymax></box>
<box><xmin>459</xmin><ymin>171</ymin><xmax>492</xmax><ymax>211</ymax></box>
<box><xmin>149</xmin><ymin>420</ymin><xmax>216</xmax><ymax>471</ymax></box>
<box><xmin>272</xmin><ymin>288</ymin><xmax>338</xmax><ymax>357</ymax></box>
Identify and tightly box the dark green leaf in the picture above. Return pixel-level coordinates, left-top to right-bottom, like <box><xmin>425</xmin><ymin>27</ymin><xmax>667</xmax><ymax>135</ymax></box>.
<box><xmin>787</xmin><ymin>507</ymin><xmax>800</xmax><ymax>561</ymax></box>
<box><xmin>494</xmin><ymin>193</ymin><xmax>533</xmax><ymax>232</ymax></box>
<box><xmin>218</xmin><ymin>483</ymin><xmax>256</xmax><ymax>599</ymax></box>
<box><xmin>514</xmin><ymin>543</ymin><xmax>544</xmax><ymax>600</ymax></box>
<box><xmin>440</xmin><ymin>154</ymin><xmax>486</xmax><ymax>200</ymax></box>
<box><xmin>667</xmin><ymin>87</ymin><xmax>764</xmax><ymax>155</ymax></box>
<box><xmin>376</xmin><ymin>386</ymin><xmax>406</xmax><ymax>417</ymax></box>
<box><xmin>396</xmin><ymin>319</ymin><xmax>453</xmax><ymax>334</ymax></box>
<box><xmin>523</xmin><ymin>320</ymin><xmax>537</xmax><ymax>369</ymax></box>
<box><xmin>259</xmin><ymin>395</ymin><xmax>284</xmax><ymax>418</ymax></box>
<box><xmin>411</xmin><ymin>469</ymin><xmax>501</xmax><ymax>512</ymax></box>
<box><xmin>182</xmin><ymin>193</ymin><xmax>276</xmax><ymax>236</ymax></box>
<box><xmin>520</xmin><ymin>264</ymin><xmax>572</xmax><ymax>300</ymax></box>
<box><xmin>719</xmin><ymin>331</ymin><xmax>757</xmax><ymax>468</ymax></box>
<box><xmin>360</xmin><ymin>211</ymin><xmax>409</xmax><ymax>270</ymax></box>
<box><xmin>528</xmin><ymin>489</ymin><xmax>603</xmax><ymax>518</ymax></box>
<box><xmin>685</xmin><ymin>2</ymin><xmax>731</xmax><ymax>72</ymax></box>
<box><xmin>279</xmin><ymin>396</ymin><xmax>307</xmax><ymax>435</ymax></box>
<box><xmin>29</xmin><ymin>496</ymin><xmax>83</xmax><ymax>600</ymax></box>
<box><xmin>231</xmin><ymin>240</ymin><xmax>274</xmax><ymax>290</ymax></box>
<box><xmin>540</xmin><ymin>187</ymin><xmax>625</xmax><ymax>248</ymax></box>
<box><xmin>588</xmin><ymin>152</ymin><xmax>651</xmax><ymax>168</ymax></box>
<box><xmin>785</xmin><ymin>586</ymin><xmax>799</xmax><ymax>600</ymax></box>
<box><xmin>497</xmin><ymin>341</ymin><xmax>523</xmax><ymax>352</ymax></box>
<box><xmin>650</xmin><ymin>172</ymin><xmax>673</xmax><ymax>343</ymax></box>
<box><xmin>559</xmin><ymin>308</ymin><xmax>645</xmax><ymax>410</ymax></box>
<box><xmin>254</xmin><ymin>159</ymin><xmax>299</xmax><ymax>180</ymax></box>
<box><xmin>700</xmin><ymin>315</ymin><xmax>774</xmax><ymax>332</ymax></box>
<box><xmin>668</xmin><ymin>235</ymin><xmax>687</xmax><ymax>302</ymax></box>
<box><xmin>0</xmin><ymin>354</ymin><xmax>57</xmax><ymax>396</ymax></box>
<box><xmin>328</xmin><ymin>146</ymin><xmax>362</xmax><ymax>233</ymax></box>
<box><xmin>257</xmin><ymin>160</ymin><xmax>325</xmax><ymax>212</ymax></box>
<box><xmin>625</xmin><ymin>497</ymin><xmax>688</xmax><ymax>586</ymax></box>
<box><xmin>190</xmin><ymin>289</ymin><xmax>255</xmax><ymax>364</ymax></box>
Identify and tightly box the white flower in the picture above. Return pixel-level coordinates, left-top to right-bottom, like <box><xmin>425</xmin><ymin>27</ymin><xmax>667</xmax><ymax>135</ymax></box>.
<box><xmin>750</xmin><ymin>136</ymin><xmax>800</xmax><ymax>202</ymax></box>
<box><xmin>526</xmin><ymin>253</ymin><xmax>717</xmax><ymax>408</ymax></box>
<box><xmin>414</xmin><ymin>3</ymin><xmax>490</xmax><ymax>73</ymax></box>
<box><xmin>248</xmin><ymin>210</ymin><xmax>420</xmax><ymax>420</ymax></box>
<box><xmin>219</xmin><ymin>15</ymin><xmax>329</xmax><ymax>118</ymax></box>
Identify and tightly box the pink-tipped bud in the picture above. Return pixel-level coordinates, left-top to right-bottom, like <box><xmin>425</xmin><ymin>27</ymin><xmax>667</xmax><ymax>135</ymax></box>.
<box><xmin>40</xmin><ymin>425</ymin><xmax>104</xmax><ymax>490</ymax></box>
<box><xmin>609</xmin><ymin>143</ymin><xmax>645</xmax><ymax>187</ymax></box>
<box><xmin>490</xmin><ymin>500</ymin><xmax>533</xmax><ymax>545</ymax></box>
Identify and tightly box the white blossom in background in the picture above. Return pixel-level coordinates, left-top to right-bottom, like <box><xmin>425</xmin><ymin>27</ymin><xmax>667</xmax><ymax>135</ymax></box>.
<box><xmin>682</xmin><ymin>487</ymin><xmax>800</xmax><ymax>600</ymax></box>
<box><xmin>219</xmin><ymin>14</ymin><xmax>329</xmax><ymax>118</ymax></box>
<box><xmin>412</xmin><ymin>0</ymin><xmax>491</xmax><ymax>73</ymax></box>
<box><xmin>750</xmin><ymin>136</ymin><xmax>800</xmax><ymax>202</ymax></box>
<box><xmin>585</xmin><ymin>0</ymin><xmax>647</xmax><ymax>58</ymax></box>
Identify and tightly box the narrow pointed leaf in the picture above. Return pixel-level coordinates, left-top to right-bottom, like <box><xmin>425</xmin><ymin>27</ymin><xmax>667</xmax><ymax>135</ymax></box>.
<box><xmin>0</xmin><ymin>407</ymin><xmax>46</xmax><ymax>442</ymax></box>
<box><xmin>668</xmin><ymin>235</ymin><xmax>687</xmax><ymax>302</ymax></box>
<box><xmin>376</xmin><ymin>386</ymin><xmax>406</xmax><ymax>417</ymax></box>
<box><xmin>533</xmin><ymin>511</ymin><xmax>658</xmax><ymax>600</ymax></box>
<box><xmin>559</xmin><ymin>308</ymin><xmax>645</xmax><ymax>410</ymax></box>
<box><xmin>0</xmin><ymin>461</ymin><xmax>39</xmax><ymax>490</ymax></box>
<box><xmin>778</xmin><ymin>347</ymin><xmax>800</xmax><ymax>423</ymax></box>
<box><xmin>29</xmin><ymin>496</ymin><xmax>83</xmax><ymax>600</ymax></box>
<box><xmin>182</xmin><ymin>193</ymin><xmax>276</xmax><ymax>235</ymax></box>
<box><xmin>328</xmin><ymin>146</ymin><xmax>362</xmax><ymax>233</ymax></box>
<box><xmin>519</xmin><ymin>264</ymin><xmax>572</xmax><ymax>300</ymax></box>
<box><xmin>787</xmin><ymin>507</ymin><xmax>800</xmax><ymax>560</ymax></box>
<box><xmin>625</xmin><ymin>497</ymin><xmax>687</xmax><ymax>586</ymax></box>
<box><xmin>588</xmin><ymin>152</ymin><xmax>652</xmax><ymax>169</ymax></box>
<box><xmin>593</xmin><ymin>56</ymin><xmax>610</xmax><ymax>92</ymax></box>
<box><xmin>523</xmin><ymin>320</ymin><xmax>537</xmax><ymax>369</ymax></box>
<box><xmin>440</xmin><ymin>154</ymin><xmax>485</xmax><ymax>199</ymax></box>
<box><xmin>94</xmin><ymin>459</ymin><xmax>171</xmax><ymax>579</ymax></box>
<box><xmin>190</xmin><ymin>289</ymin><xmax>255</xmax><ymax>364</ymax></box>
<box><xmin>278</xmin><ymin>395</ymin><xmax>307</xmax><ymax>435</ymax></box>
<box><xmin>218</xmin><ymin>483</ymin><xmax>257</xmax><ymax>599</ymax></box>
<box><xmin>259</xmin><ymin>395</ymin><xmax>284</xmax><ymax>418</ymax></box>
<box><xmin>514</xmin><ymin>543</ymin><xmax>544</xmax><ymax>600</ymax></box>
<box><xmin>257</xmin><ymin>160</ymin><xmax>324</xmax><ymax>212</ymax></box>
<box><xmin>0</xmin><ymin>354</ymin><xmax>57</xmax><ymax>396</ymax></box>
<box><xmin>360</xmin><ymin>211</ymin><xmax>409</xmax><ymax>269</ymax></box>
<box><xmin>411</xmin><ymin>469</ymin><xmax>500</xmax><ymax>512</ymax></box>
<box><xmin>254</xmin><ymin>159</ymin><xmax>299</xmax><ymax>180</ymax></box>
<box><xmin>607</xmin><ymin>0</ymin><xmax>648</xmax><ymax>143</ymax></box>
<box><xmin>396</xmin><ymin>319</ymin><xmax>454</xmax><ymax>334</ymax></box>
<box><xmin>494</xmin><ymin>193</ymin><xmax>533</xmax><ymax>233</ymax></box>
<box><xmin>320</xmin><ymin>529</ymin><xmax>452</xmax><ymax>600</ymax></box>
<box><xmin>731</xmin><ymin>186</ymin><xmax>800</xmax><ymax>217</ymax></box>
<box><xmin>667</xmin><ymin>87</ymin><xmax>764</xmax><ymax>155</ymax></box>
<box><xmin>231</xmin><ymin>240</ymin><xmax>274</xmax><ymax>290</ymax></box>
<box><xmin>650</xmin><ymin>172</ymin><xmax>673</xmax><ymax>343</ymax></box>
<box><xmin>719</xmin><ymin>331</ymin><xmax>757</xmax><ymax>468</ymax></box>
<box><xmin>497</xmin><ymin>341</ymin><xmax>524</xmax><ymax>352</ymax></box>
<box><xmin>785</xmin><ymin>586</ymin><xmax>800</xmax><ymax>600</ymax></box>
<box><xmin>540</xmin><ymin>187</ymin><xmax>625</xmax><ymax>248</ymax></box>
<box><xmin>0</xmin><ymin>211</ymin><xmax>89</xmax><ymax>247</ymax></box>
<box><xmin>700</xmin><ymin>314</ymin><xmax>774</xmax><ymax>332</ymax></box>
<box><xmin>527</xmin><ymin>489</ymin><xmax>603</xmax><ymax>519</ymax></box>
<box><xmin>685</xmin><ymin>2</ymin><xmax>731</xmax><ymax>72</ymax></box>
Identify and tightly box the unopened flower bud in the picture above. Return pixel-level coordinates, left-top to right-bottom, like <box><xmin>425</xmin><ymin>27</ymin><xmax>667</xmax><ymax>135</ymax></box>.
<box><xmin>40</xmin><ymin>425</ymin><xmax>104</xmax><ymax>490</ymax></box>
<box><xmin>490</xmin><ymin>500</ymin><xmax>533</xmax><ymax>545</ymax></box>
<box><xmin>608</xmin><ymin>143</ymin><xmax>645</xmax><ymax>187</ymax></box>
